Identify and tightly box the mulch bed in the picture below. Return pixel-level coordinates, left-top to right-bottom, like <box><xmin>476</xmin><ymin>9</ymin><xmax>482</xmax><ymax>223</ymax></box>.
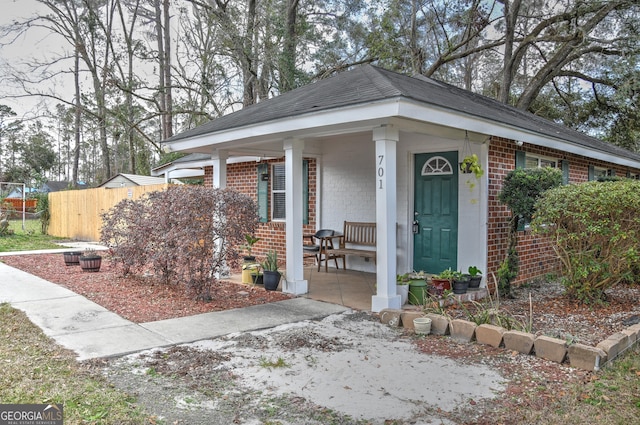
<box><xmin>1</xmin><ymin>253</ymin><xmax>291</xmax><ymax>323</ymax></box>
<box><xmin>4</xmin><ymin>252</ymin><xmax>640</xmax><ymax>346</ymax></box>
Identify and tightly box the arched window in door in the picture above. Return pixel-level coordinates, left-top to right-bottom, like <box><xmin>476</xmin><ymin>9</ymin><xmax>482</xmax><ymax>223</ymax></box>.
<box><xmin>421</xmin><ymin>156</ymin><xmax>453</xmax><ymax>176</ymax></box>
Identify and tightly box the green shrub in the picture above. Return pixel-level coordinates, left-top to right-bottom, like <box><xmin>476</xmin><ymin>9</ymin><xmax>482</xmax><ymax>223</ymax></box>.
<box><xmin>532</xmin><ymin>179</ymin><xmax>640</xmax><ymax>303</ymax></box>
<box><xmin>499</xmin><ymin>167</ymin><xmax>563</xmax><ymax>222</ymax></box>
<box><xmin>498</xmin><ymin>167</ymin><xmax>562</xmax><ymax>296</ymax></box>
<box><xmin>34</xmin><ymin>192</ymin><xmax>50</xmax><ymax>234</ymax></box>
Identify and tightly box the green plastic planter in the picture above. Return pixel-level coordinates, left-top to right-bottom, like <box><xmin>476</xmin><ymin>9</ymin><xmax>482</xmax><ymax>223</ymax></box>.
<box><xmin>408</xmin><ymin>280</ymin><xmax>428</xmax><ymax>305</ymax></box>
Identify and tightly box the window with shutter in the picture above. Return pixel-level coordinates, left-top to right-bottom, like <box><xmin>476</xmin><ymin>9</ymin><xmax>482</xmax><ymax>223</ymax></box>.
<box><xmin>591</xmin><ymin>166</ymin><xmax>609</xmax><ymax>180</ymax></box>
<box><xmin>256</xmin><ymin>161</ymin><xmax>310</xmax><ymax>223</ymax></box>
<box><xmin>272</xmin><ymin>164</ymin><xmax>286</xmax><ymax>221</ymax></box>
<box><xmin>257</xmin><ymin>163</ymin><xmax>269</xmax><ymax>222</ymax></box>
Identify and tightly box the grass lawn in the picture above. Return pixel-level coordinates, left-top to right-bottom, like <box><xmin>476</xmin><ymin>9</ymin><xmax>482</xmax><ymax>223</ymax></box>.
<box><xmin>0</xmin><ymin>303</ymin><xmax>151</xmax><ymax>424</ymax></box>
<box><xmin>0</xmin><ymin>219</ymin><xmax>67</xmax><ymax>252</ymax></box>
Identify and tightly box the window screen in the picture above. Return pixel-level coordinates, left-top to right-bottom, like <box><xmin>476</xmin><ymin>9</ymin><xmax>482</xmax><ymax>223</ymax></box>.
<box><xmin>525</xmin><ymin>154</ymin><xmax>557</xmax><ymax>169</ymax></box>
<box><xmin>272</xmin><ymin>164</ymin><xmax>286</xmax><ymax>220</ymax></box>
<box><xmin>593</xmin><ymin>167</ymin><xmax>609</xmax><ymax>179</ymax></box>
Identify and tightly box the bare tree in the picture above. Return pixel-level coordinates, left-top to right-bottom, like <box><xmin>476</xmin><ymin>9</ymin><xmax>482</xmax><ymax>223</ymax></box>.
<box><xmin>280</xmin><ymin>0</ymin><xmax>300</xmax><ymax>92</ymax></box>
<box><xmin>112</xmin><ymin>0</ymin><xmax>143</xmax><ymax>173</ymax></box>
<box><xmin>73</xmin><ymin>46</ymin><xmax>82</xmax><ymax>186</ymax></box>
<box><xmin>153</xmin><ymin>0</ymin><xmax>174</xmax><ymax>139</ymax></box>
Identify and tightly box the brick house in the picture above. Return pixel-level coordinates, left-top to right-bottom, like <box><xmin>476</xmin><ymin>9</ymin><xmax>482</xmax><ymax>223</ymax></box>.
<box><xmin>161</xmin><ymin>65</ymin><xmax>640</xmax><ymax>312</ymax></box>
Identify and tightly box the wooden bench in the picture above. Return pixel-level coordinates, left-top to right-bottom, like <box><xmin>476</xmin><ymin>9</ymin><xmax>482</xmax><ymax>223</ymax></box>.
<box><xmin>327</xmin><ymin>221</ymin><xmax>376</xmax><ymax>270</ymax></box>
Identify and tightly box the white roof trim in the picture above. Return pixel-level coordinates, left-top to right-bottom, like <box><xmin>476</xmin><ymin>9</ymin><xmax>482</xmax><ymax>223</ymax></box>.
<box><xmin>165</xmin><ymin>98</ymin><xmax>640</xmax><ymax>168</ymax></box>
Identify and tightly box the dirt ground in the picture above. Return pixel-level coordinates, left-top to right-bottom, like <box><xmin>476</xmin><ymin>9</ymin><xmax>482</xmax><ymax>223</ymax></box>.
<box><xmin>85</xmin><ymin>312</ymin><xmax>524</xmax><ymax>425</ymax></box>
<box><xmin>4</xmin><ymin>253</ymin><xmax>640</xmax><ymax>424</ymax></box>
<box><xmin>85</xmin><ymin>310</ymin><xmax>595</xmax><ymax>425</ymax></box>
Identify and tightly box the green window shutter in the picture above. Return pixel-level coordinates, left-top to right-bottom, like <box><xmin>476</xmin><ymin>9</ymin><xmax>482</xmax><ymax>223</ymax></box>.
<box><xmin>610</xmin><ymin>169</ymin><xmax>616</xmax><ymax>177</ymax></box>
<box><xmin>515</xmin><ymin>150</ymin><xmax>526</xmax><ymax>169</ymax></box>
<box><xmin>303</xmin><ymin>159</ymin><xmax>309</xmax><ymax>225</ymax></box>
<box><xmin>588</xmin><ymin>165</ymin><xmax>595</xmax><ymax>181</ymax></box>
<box><xmin>562</xmin><ymin>160</ymin><xmax>570</xmax><ymax>185</ymax></box>
<box><xmin>257</xmin><ymin>163</ymin><xmax>269</xmax><ymax>222</ymax></box>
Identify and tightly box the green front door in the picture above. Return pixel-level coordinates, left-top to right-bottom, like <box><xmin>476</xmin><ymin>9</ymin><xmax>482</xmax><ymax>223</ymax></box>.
<box><xmin>413</xmin><ymin>152</ymin><xmax>458</xmax><ymax>273</ymax></box>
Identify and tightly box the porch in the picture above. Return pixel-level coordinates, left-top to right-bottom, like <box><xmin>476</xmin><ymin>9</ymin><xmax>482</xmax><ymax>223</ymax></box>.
<box><xmin>301</xmin><ymin>266</ymin><xmax>377</xmax><ymax>311</ymax></box>
<box><xmin>229</xmin><ymin>266</ymin><xmax>378</xmax><ymax>311</ymax></box>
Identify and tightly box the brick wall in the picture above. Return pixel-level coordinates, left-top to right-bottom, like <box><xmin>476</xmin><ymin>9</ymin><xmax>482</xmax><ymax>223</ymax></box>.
<box><xmin>487</xmin><ymin>137</ymin><xmax>640</xmax><ymax>285</ymax></box>
<box><xmin>205</xmin><ymin>159</ymin><xmax>317</xmax><ymax>262</ymax></box>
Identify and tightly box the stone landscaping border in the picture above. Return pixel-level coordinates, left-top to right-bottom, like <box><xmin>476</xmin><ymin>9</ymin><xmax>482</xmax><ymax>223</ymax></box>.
<box><xmin>378</xmin><ymin>309</ymin><xmax>640</xmax><ymax>372</ymax></box>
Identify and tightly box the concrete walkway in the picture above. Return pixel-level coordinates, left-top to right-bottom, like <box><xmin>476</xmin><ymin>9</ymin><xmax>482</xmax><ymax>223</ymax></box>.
<box><xmin>0</xmin><ymin>254</ymin><xmax>348</xmax><ymax>361</ymax></box>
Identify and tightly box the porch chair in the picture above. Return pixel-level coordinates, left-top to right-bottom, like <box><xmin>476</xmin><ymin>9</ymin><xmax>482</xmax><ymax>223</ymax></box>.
<box><xmin>303</xmin><ymin>229</ymin><xmax>340</xmax><ymax>272</ymax></box>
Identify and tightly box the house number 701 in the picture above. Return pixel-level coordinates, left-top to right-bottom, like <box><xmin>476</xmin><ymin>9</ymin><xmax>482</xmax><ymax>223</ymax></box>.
<box><xmin>378</xmin><ymin>155</ymin><xmax>384</xmax><ymax>189</ymax></box>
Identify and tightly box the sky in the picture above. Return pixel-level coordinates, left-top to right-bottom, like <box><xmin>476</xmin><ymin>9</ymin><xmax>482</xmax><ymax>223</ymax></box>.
<box><xmin>0</xmin><ymin>0</ymin><xmax>66</xmax><ymax>120</ymax></box>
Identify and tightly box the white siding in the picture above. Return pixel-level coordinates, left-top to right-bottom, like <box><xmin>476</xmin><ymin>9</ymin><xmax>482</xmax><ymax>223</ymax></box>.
<box><xmin>316</xmin><ymin>130</ymin><xmax>487</xmax><ymax>275</ymax></box>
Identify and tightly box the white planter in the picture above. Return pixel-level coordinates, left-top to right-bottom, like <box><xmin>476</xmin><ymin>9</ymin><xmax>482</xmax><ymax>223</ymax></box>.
<box><xmin>413</xmin><ymin>317</ymin><xmax>432</xmax><ymax>335</ymax></box>
<box><xmin>396</xmin><ymin>284</ymin><xmax>409</xmax><ymax>305</ymax></box>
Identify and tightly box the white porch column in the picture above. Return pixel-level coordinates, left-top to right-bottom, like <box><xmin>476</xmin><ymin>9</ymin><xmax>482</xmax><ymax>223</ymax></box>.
<box><xmin>212</xmin><ymin>149</ymin><xmax>228</xmax><ymax>188</ymax></box>
<box><xmin>283</xmin><ymin>138</ymin><xmax>308</xmax><ymax>294</ymax></box>
<box><xmin>372</xmin><ymin>125</ymin><xmax>401</xmax><ymax>312</ymax></box>
<box><xmin>212</xmin><ymin>149</ymin><xmax>229</xmax><ymax>278</ymax></box>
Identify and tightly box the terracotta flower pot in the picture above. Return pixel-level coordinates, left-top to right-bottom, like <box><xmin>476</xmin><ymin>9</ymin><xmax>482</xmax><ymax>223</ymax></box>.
<box><xmin>430</xmin><ymin>278</ymin><xmax>451</xmax><ymax>291</ymax></box>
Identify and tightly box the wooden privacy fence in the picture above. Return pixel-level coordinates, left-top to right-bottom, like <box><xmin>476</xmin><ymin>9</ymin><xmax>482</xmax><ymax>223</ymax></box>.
<box><xmin>48</xmin><ymin>184</ymin><xmax>169</xmax><ymax>242</ymax></box>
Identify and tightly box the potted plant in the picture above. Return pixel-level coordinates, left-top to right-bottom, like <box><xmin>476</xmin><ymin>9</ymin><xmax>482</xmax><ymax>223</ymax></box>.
<box><xmin>240</xmin><ymin>234</ymin><xmax>261</xmax><ymax>283</ymax></box>
<box><xmin>260</xmin><ymin>250</ymin><xmax>281</xmax><ymax>291</ymax></box>
<box><xmin>460</xmin><ymin>154</ymin><xmax>484</xmax><ymax>193</ymax></box>
<box><xmin>460</xmin><ymin>154</ymin><xmax>483</xmax><ymax>178</ymax></box>
<box><xmin>79</xmin><ymin>248</ymin><xmax>102</xmax><ymax>272</ymax></box>
<box><xmin>451</xmin><ymin>270</ymin><xmax>469</xmax><ymax>294</ymax></box>
<box><xmin>430</xmin><ymin>268</ymin><xmax>454</xmax><ymax>292</ymax></box>
<box><xmin>400</xmin><ymin>271</ymin><xmax>428</xmax><ymax>305</ymax></box>
<box><xmin>467</xmin><ymin>266</ymin><xmax>482</xmax><ymax>290</ymax></box>
<box><xmin>241</xmin><ymin>234</ymin><xmax>260</xmax><ymax>263</ymax></box>
<box><xmin>242</xmin><ymin>262</ymin><xmax>261</xmax><ymax>284</ymax></box>
<box><xmin>396</xmin><ymin>273</ymin><xmax>411</xmax><ymax>305</ymax></box>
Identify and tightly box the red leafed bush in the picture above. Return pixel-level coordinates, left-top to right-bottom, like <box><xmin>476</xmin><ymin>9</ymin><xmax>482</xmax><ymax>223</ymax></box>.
<box><xmin>100</xmin><ymin>185</ymin><xmax>258</xmax><ymax>300</ymax></box>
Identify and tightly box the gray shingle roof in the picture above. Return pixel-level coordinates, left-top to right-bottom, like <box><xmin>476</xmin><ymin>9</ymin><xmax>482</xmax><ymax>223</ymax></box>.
<box><xmin>166</xmin><ymin>64</ymin><xmax>640</xmax><ymax>162</ymax></box>
<box><xmin>173</xmin><ymin>153</ymin><xmax>212</xmax><ymax>163</ymax></box>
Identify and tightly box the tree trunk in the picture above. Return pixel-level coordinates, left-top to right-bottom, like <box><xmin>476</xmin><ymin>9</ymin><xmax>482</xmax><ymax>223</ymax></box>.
<box><xmin>154</xmin><ymin>0</ymin><xmax>168</xmax><ymax>140</ymax></box>
<box><xmin>72</xmin><ymin>48</ymin><xmax>81</xmax><ymax>189</ymax></box>
<box><xmin>499</xmin><ymin>0</ymin><xmax>522</xmax><ymax>104</ymax></box>
<box><xmin>280</xmin><ymin>0</ymin><xmax>299</xmax><ymax>92</ymax></box>
<box><xmin>242</xmin><ymin>0</ymin><xmax>257</xmax><ymax>106</ymax></box>
<box><xmin>162</xmin><ymin>0</ymin><xmax>173</xmax><ymax>139</ymax></box>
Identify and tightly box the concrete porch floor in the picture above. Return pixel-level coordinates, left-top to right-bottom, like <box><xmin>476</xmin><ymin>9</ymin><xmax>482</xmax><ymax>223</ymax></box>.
<box><xmin>301</xmin><ymin>266</ymin><xmax>377</xmax><ymax>311</ymax></box>
<box><xmin>228</xmin><ymin>265</ymin><xmax>377</xmax><ymax>311</ymax></box>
